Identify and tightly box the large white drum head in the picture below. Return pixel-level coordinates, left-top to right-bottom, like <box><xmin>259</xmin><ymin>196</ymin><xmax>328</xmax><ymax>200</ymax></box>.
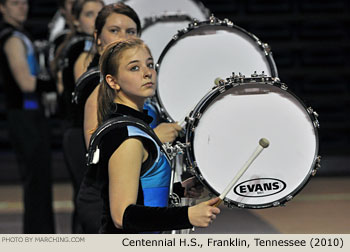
<box><xmin>142</xmin><ymin>18</ymin><xmax>191</xmax><ymax>62</ymax></box>
<box><xmin>123</xmin><ymin>0</ymin><xmax>208</xmax><ymax>26</ymax></box>
<box><xmin>157</xmin><ymin>25</ymin><xmax>277</xmax><ymax>123</ymax></box>
<box><xmin>189</xmin><ymin>84</ymin><xmax>318</xmax><ymax>208</ymax></box>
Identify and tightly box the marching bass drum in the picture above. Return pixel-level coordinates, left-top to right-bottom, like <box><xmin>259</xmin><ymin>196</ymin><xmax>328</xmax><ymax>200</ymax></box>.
<box><xmin>156</xmin><ymin>16</ymin><xmax>278</xmax><ymax>123</ymax></box>
<box><xmin>184</xmin><ymin>75</ymin><xmax>320</xmax><ymax>209</ymax></box>
<box><xmin>121</xmin><ymin>0</ymin><xmax>209</xmax><ymax>27</ymax></box>
<box><xmin>73</xmin><ymin>66</ymin><xmax>100</xmax><ymax>106</ymax></box>
<box><xmin>141</xmin><ymin>14</ymin><xmax>193</xmax><ymax>63</ymax></box>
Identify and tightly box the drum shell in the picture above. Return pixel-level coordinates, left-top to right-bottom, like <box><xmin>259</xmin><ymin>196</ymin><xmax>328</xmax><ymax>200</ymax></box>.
<box><xmin>184</xmin><ymin>79</ymin><xmax>319</xmax><ymax>209</ymax></box>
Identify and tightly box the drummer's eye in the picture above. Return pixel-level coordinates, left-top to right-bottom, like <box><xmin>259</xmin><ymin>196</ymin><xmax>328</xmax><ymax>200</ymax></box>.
<box><xmin>130</xmin><ymin>65</ymin><xmax>139</xmax><ymax>71</ymax></box>
<box><xmin>127</xmin><ymin>29</ymin><xmax>137</xmax><ymax>35</ymax></box>
<box><xmin>110</xmin><ymin>28</ymin><xmax>119</xmax><ymax>34</ymax></box>
<box><xmin>147</xmin><ymin>62</ymin><xmax>154</xmax><ymax>69</ymax></box>
<box><xmin>85</xmin><ymin>11</ymin><xmax>94</xmax><ymax>18</ymax></box>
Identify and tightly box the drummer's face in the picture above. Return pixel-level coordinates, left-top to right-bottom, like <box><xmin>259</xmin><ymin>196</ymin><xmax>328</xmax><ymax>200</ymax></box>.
<box><xmin>0</xmin><ymin>0</ymin><xmax>28</xmax><ymax>26</ymax></box>
<box><xmin>98</xmin><ymin>13</ymin><xmax>138</xmax><ymax>49</ymax></box>
<box><xmin>76</xmin><ymin>1</ymin><xmax>103</xmax><ymax>35</ymax></box>
<box><xmin>109</xmin><ymin>46</ymin><xmax>156</xmax><ymax>107</ymax></box>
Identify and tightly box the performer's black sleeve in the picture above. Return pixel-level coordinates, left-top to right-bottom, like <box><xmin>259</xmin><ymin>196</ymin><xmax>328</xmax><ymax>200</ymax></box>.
<box><xmin>123</xmin><ymin>204</ymin><xmax>193</xmax><ymax>232</ymax></box>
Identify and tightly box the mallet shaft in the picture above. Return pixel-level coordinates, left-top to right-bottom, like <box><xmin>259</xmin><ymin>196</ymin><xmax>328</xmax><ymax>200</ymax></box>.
<box><xmin>213</xmin><ymin>138</ymin><xmax>269</xmax><ymax>207</ymax></box>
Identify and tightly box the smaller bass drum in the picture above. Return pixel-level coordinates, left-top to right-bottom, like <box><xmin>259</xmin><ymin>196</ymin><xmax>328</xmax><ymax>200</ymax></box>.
<box><xmin>141</xmin><ymin>14</ymin><xmax>193</xmax><ymax>62</ymax></box>
<box><xmin>156</xmin><ymin>16</ymin><xmax>278</xmax><ymax>124</ymax></box>
<box><xmin>73</xmin><ymin>67</ymin><xmax>100</xmax><ymax>106</ymax></box>
<box><xmin>122</xmin><ymin>0</ymin><xmax>209</xmax><ymax>27</ymax></box>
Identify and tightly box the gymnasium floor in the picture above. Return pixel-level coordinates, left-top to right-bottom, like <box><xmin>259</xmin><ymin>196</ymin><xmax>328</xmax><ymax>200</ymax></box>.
<box><xmin>0</xmin><ymin>176</ymin><xmax>349</xmax><ymax>234</ymax></box>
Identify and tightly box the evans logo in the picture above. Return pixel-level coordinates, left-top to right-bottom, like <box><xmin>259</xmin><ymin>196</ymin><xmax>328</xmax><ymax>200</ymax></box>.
<box><xmin>234</xmin><ymin>178</ymin><xmax>286</xmax><ymax>197</ymax></box>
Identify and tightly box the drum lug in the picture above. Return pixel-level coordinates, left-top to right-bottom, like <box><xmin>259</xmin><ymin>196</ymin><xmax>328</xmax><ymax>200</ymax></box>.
<box><xmin>272</xmin><ymin>201</ymin><xmax>280</xmax><ymax>207</ymax></box>
<box><xmin>262</xmin><ymin>43</ymin><xmax>271</xmax><ymax>55</ymax></box>
<box><xmin>194</xmin><ymin>112</ymin><xmax>202</xmax><ymax>120</ymax></box>
<box><xmin>187</xmin><ymin>116</ymin><xmax>195</xmax><ymax>124</ymax></box>
<box><xmin>237</xmin><ymin>203</ymin><xmax>245</xmax><ymax>208</ymax></box>
<box><xmin>209</xmin><ymin>15</ymin><xmax>217</xmax><ymax>24</ymax></box>
<box><xmin>218</xmin><ymin>85</ymin><xmax>226</xmax><ymax>94</ymax></box>
<box><xmin>228</xmin><ymin>72</ymin><xmax>246</xmax><ymax>85</ymax></box>
<box><xmin>307</xmin><ymin>107</ymin><xmax>320</xmax><ymax>128</ymax></box>
<box><xmin>163</xmin><ymin>142</ymin><xmax>190</xmax><ymax>160</ymax></box>
<box><xmin>312</xmin><ymin>155</ymin><xmax>322</xmax><ymax>176</ymax></box>
<box><xmin>251</xmin><ymin>71</ymin><xmax>259</xmax><ymax>78</ymax></box>
<box><xmin>272</xmin><ymin>77</ymin><xmax>281</xmax><ymax>84</ymax></box>
<box><xmin>286</xmin><ymin>195</ymin><xmax>293</xmax><ymax>202</ymax></box>
<box><xmin>223</xmin><ymin>18</ymin><xmax>234</xmax><ymax>27</ymax></box>
<box><xmin>224</xmin><ymin>201</ymin><xmax>236</xmax><ymax>209</ymax></box>
<box><xmin>280</xmin><ymin>83</ymin><xmax>288</xmax><ymax>90</ymax></box>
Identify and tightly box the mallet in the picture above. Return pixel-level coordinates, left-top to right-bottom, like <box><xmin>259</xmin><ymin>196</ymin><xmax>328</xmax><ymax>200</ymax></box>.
<box><xmin>213</xmin><ymin>138</ymin><xmax>270</xmax><ymax>207</ymax></box>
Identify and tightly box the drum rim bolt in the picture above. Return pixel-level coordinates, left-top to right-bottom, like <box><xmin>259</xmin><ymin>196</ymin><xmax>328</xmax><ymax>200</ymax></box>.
<box><xmin>272</xmin><ymin>201</ymin><xmax>280</xmax><ymax>207</ymax></box>
<box><xmin>237</xmin><ymin>203</ymin><xmax>245</xmax><ymax>208</ymax></box>
<box><xmin>286</xmin><ymin>195</ymin><xmax>293</xmax><ymax>201</ymax></box>
<box><xmin>223</xmin><ymin>18</ymin><xmax>234</xmax><ymax>27</ymax></box>
<box><xmin>280</xmin><ymin>83</ymin><xmax>288</xmax><ymax>90</ymax></box>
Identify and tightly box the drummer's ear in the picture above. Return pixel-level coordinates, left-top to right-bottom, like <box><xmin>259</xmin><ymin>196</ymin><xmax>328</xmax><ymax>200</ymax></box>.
<box><xmin>72</xmin><ymin>16</ymin><xmax>80</xmax><ymax>29</ymax></box>
<box><xmin>105</xmin><ymin>74</ymin><xmax>120</xmax><ymax>91</ymax></box>
<box><xmin>94</xmin><ymin>31</ymin><xmax>101</xmax><ymax>46</ymax></box>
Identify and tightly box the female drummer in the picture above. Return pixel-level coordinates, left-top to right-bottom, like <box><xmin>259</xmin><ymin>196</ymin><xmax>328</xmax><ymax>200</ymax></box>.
<box><xmin>56</xmin><ymin>0</ymin><xmax>103</xmax><ymax>97</ymax></box>
<box><xmin>77</xmin><ymin>2</ymin><xmax>194</xmax><ymax>234</ymax></box>
<box><xmin>82</xmin><ymin>2</ymin><xmax>181</xmax><ymax>148</ymax></box>
<box><xmin>55</xmin><ymin>0</ymin><xmax>104</xmax><ymax>234</ymax></box>
<box><xmin>95</xmin><ymin>38</ymin><xmax>220</xmax><ymax>233</ymax></box>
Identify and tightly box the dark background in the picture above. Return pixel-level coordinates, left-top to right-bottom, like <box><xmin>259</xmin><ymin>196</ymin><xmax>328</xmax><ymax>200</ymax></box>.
<box><xmin>0</xmin><ymin>0</ymin><xmax>349</xmax><ymax>182</ymax></box>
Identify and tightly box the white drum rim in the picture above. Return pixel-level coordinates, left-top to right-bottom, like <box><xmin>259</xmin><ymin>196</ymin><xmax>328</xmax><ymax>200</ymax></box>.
<box><xmin>141</xmin><ymin>14</ymin><xmax>194</xmax><ymax>63</ymax></box>
<box><xmin>142</xmin><ymin>13</ymin><xmax>193</xmax><ymax>33</ymax></box>
<box><xmin>185</xmin><ymin>78</ymin><xmax>320</xmax><ymax>209</ymax></box>
<box><xmin>155</xmin><ymin>17</ymin><xmax>279</xmax><ymax>123</ymax></box>
<box><xmin>122</xmin><ymin>0</ymin><xmax>210</xmax><ymax>27</ymax></box>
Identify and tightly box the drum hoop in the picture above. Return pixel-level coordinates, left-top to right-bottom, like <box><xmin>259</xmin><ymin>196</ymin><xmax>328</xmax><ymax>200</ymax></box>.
<box><xmin>155</xmin><ymin>16</ymin><xmax>279</xmax><ymax>122</ymax></box>
<box><xmin>48</xmin><ymin>29</ymin><xmax>70</xmax><ymax>63</ymax></box>
<box><xmin>87</xmin><ymin>115</ymin><xmax>170</xmax><ymax>166</ymax></box>
<box><xmin>184</xmin><ymin>78</ymin><xmax>320</xmax><ymax>209</ymax></box>
<box><xmin>122</xmin><ymin>0</ymin><xmax>210</xmax><ymax>28</ymax></box>
<box><xmin>58</xmin><ymin>35</ymin><xmax>93</xmax><ymax>71</ymax></box>
<box><xmin>142</xmin><ymin>14</ymin><xmax>194</xmax><ymax>32</ymax></box>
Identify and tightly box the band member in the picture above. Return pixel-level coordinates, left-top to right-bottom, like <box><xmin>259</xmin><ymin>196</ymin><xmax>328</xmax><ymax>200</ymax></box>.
<box><xmin>0</xmin><ymin>0</ymin><xmax>54</xmax><ymax>233</ymax></box>
<box><xmin>77</xmin><ymin>3</ymin><xmax>199</xmax><ymax>233</ymax></box>
<box><xmin>55</xmin><ymin>0</ymin><xmax>104</xmax><ymax>233</ymax></box>
<box><xmin>82</xmin><ymin>3</ymin><xmax>181</xmax><ymax>148</ymax></box>
<box><xmin>95</xmin><ymin>38</ymin><xmax>220</xmax><ymax>233</ymax></box>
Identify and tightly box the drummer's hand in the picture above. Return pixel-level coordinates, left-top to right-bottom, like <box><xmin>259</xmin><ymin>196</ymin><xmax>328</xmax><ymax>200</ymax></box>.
<box><xmin>182</xmin><ymin>176</ymin><xmax>204</xmax><ymax>198</ymax></box>
<box><xmin>153</xmin><ymin>122</ymin><xmax>182</xmax><ymax>143</ymax></box>
<box><xmin>188</xmin><ymin>197</ymin><xmax>220</xmax><ymax>227</ymax></box>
